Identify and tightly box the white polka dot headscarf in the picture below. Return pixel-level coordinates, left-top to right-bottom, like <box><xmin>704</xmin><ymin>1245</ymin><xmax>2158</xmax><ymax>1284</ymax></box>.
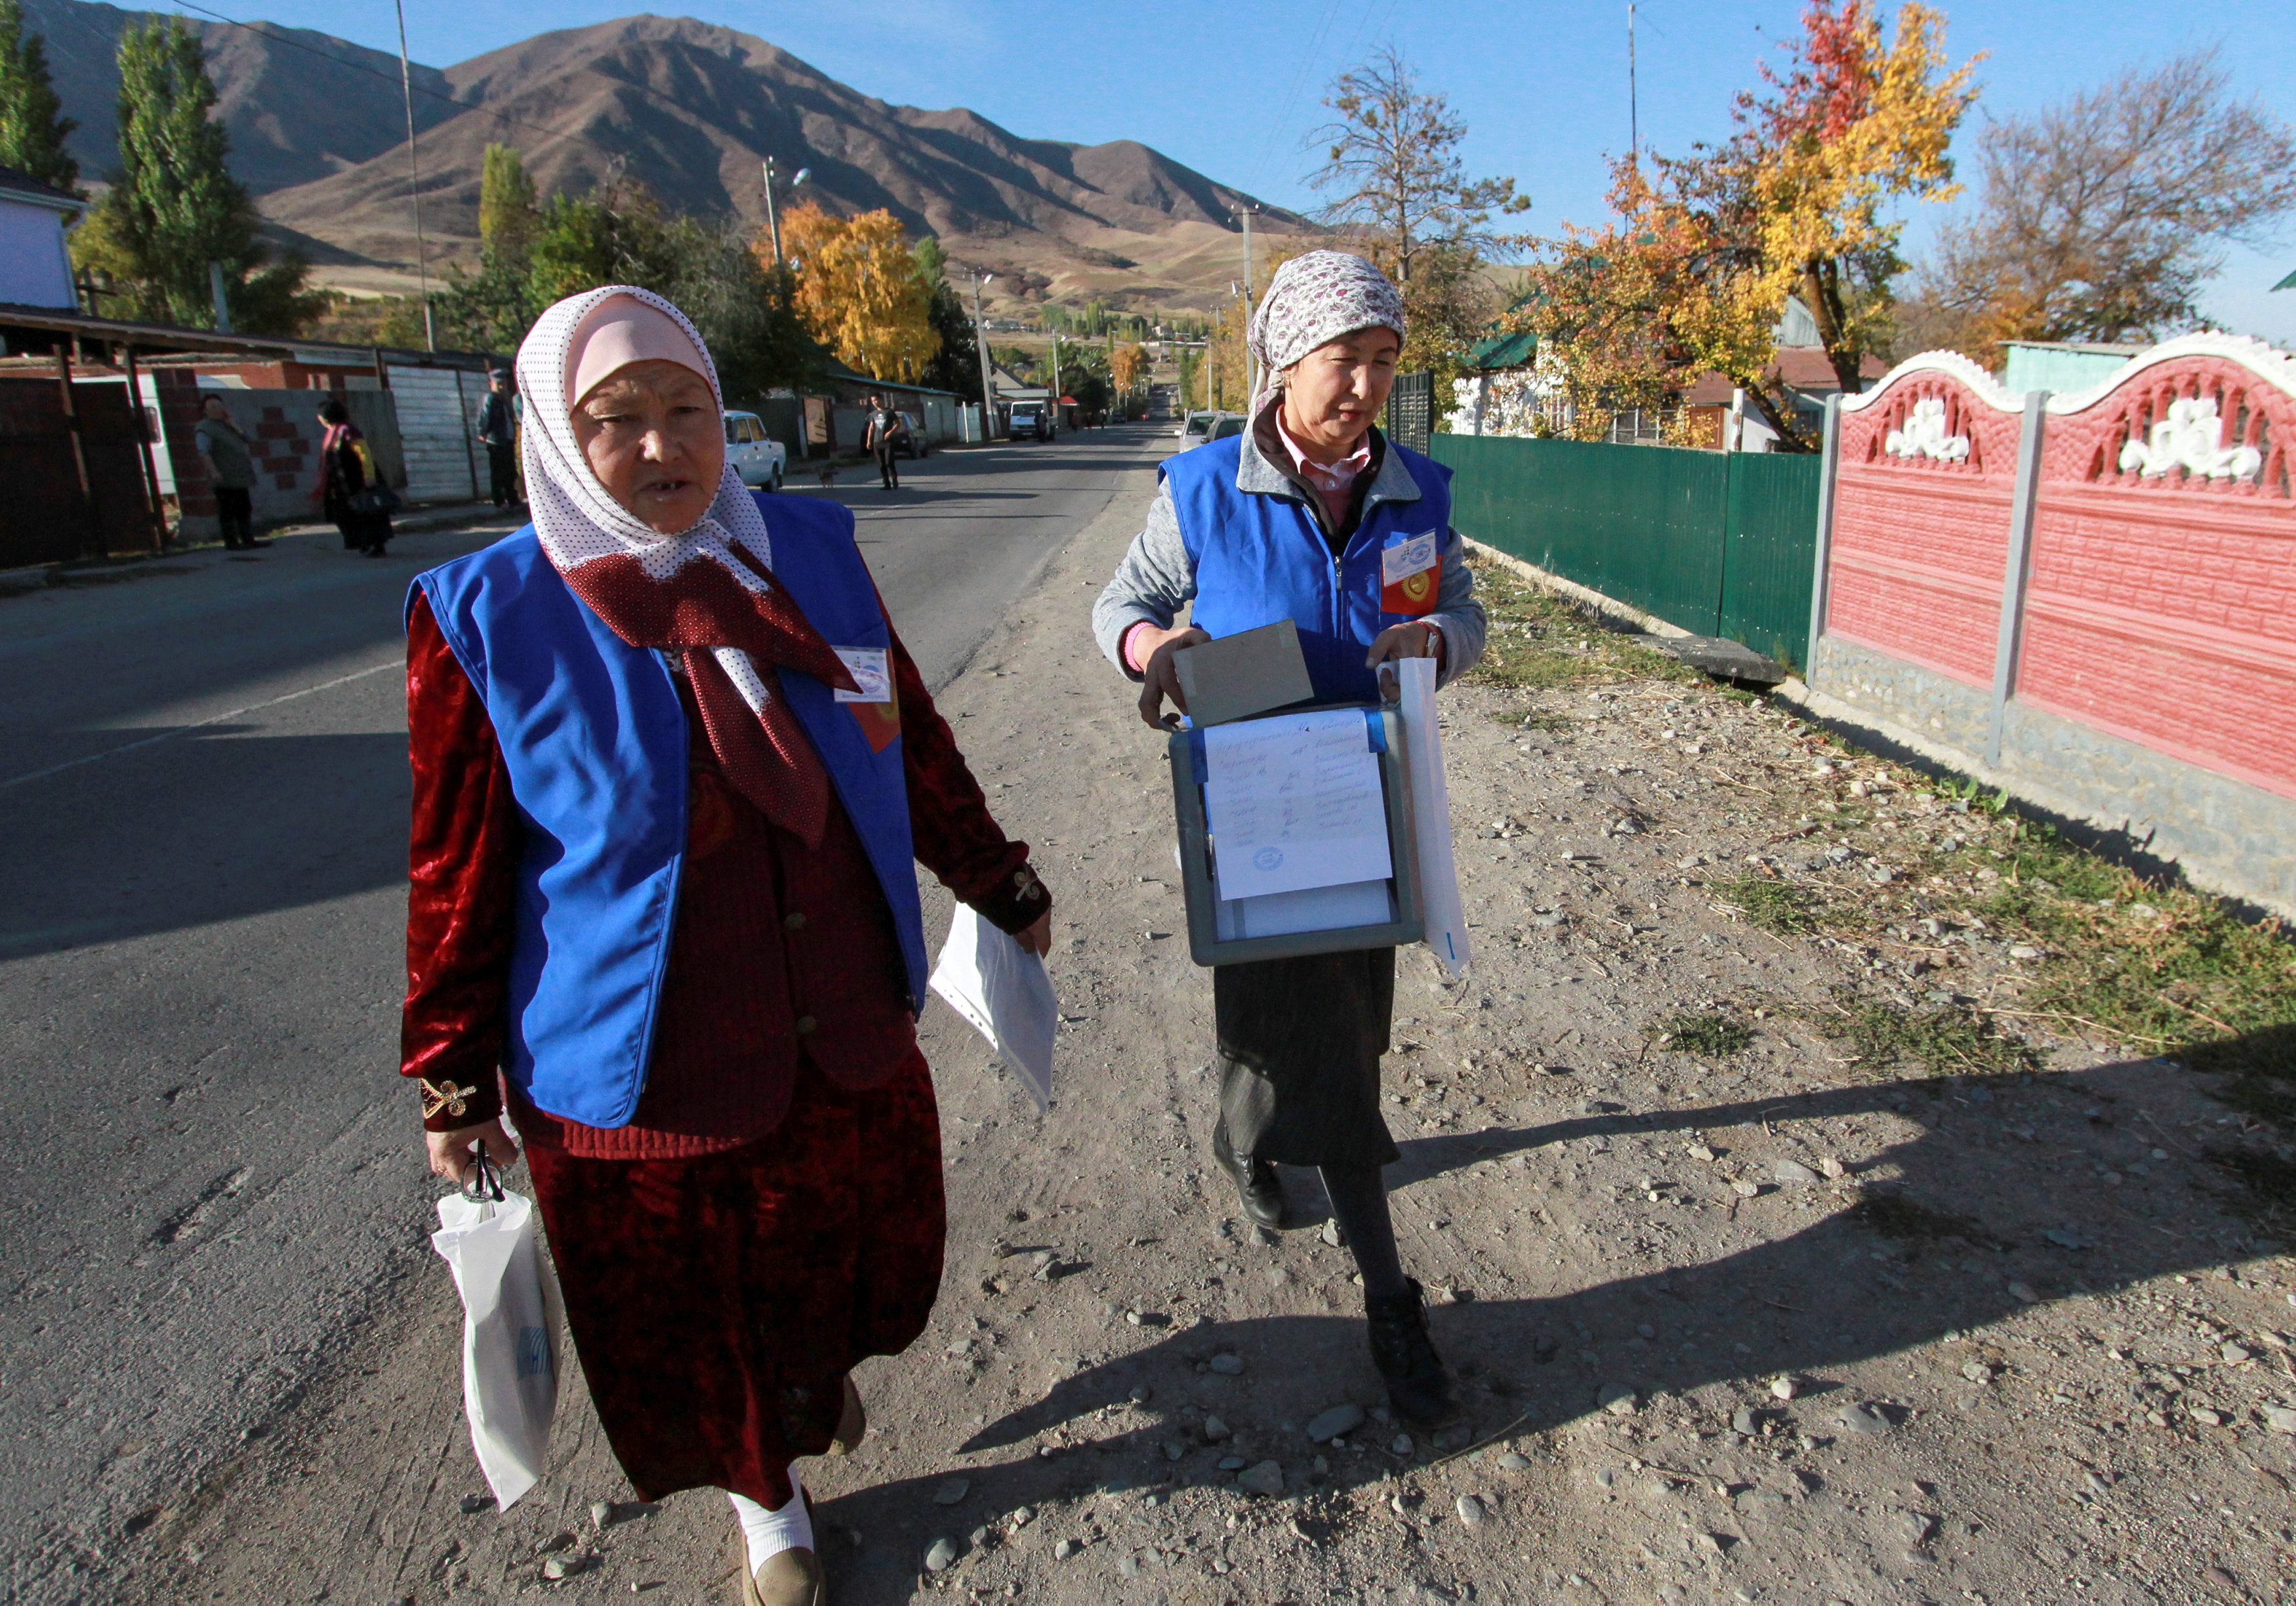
<box><xmin>1246</xmin><ymin>251</ymin><xmax>1407</xmax><ymax>415</ymax></box>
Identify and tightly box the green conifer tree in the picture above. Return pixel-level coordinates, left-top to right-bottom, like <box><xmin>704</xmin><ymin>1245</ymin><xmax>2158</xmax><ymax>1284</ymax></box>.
<box><xmin>0</xmin><ymin>0</ymin><xmax>77</xmax><ymax>192</ymax></box>
<box><xmin>97</xmin><ymin>16</ymin><xmax>318</xmax><ymax>333</ymax></box>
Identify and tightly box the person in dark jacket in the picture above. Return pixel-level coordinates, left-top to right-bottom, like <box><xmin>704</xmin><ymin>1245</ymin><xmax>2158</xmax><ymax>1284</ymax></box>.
<box><xmin>477</xmin><ymin>369</ymin><xmax>520</xmax><ymax>508</ymax></box>
<box><xmin>1092</xmin><ymin>251</ymin><xmax>1486</xmax><ymax>1428</ymax></box>
<box><xmin>194</xmin><ymin>394</ymin><xmax>258</xmax><ymax>549</ymax></box>
<box><xmin>319</xmin><ymin>398</ymin><xmax>392</xmax><ymax>556</ymax></box>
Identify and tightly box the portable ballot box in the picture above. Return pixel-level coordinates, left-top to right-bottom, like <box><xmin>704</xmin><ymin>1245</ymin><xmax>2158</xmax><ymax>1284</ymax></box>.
<box><xmin>1168</xmin><ymin>702</ymin><xmax>1426</xmax><ymax>966</ymax></box>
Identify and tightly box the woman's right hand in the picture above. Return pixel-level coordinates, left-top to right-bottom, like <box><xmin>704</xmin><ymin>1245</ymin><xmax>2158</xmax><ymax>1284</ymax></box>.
<box><xmin>427</xmin><ymin>1119</ymin><xmax>520</xmax><ymax>1188</ymax></box>
<box><xmin>1135</xmin><ymin>625</ymin><xmax>1210</xmax><ymax>730</ymax></box>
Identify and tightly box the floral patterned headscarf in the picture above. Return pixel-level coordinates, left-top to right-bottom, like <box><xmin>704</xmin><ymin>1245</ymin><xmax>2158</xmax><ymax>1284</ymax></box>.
<box><xmin>1246</xmin><ymin>251</ymin><xmax>1407</xmax><ymax>413</ymax></box>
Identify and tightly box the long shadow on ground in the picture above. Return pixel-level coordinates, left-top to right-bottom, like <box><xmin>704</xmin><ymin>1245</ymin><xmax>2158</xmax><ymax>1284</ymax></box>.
<box><xmin>811</xmin><ymin>1056</ymin><xmax>2256</xmax><ymax>1591</ymax></box>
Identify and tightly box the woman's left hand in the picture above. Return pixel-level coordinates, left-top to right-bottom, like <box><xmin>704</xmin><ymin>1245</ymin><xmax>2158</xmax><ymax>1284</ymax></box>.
<box><xmin>1015</xmin><ymin>910</ymin><xmax>1053</xmax><ymax>958</ymax></box>
<box><xmin>1366</xmin><ymin>621</ymin><xmax>1444</xmax><ymax>669</ymax></box>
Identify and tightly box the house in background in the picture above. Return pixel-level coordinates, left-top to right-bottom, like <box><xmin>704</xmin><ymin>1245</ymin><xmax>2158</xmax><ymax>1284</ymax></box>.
<box><xmin>1452</xmin><ymin>298</ymin><xmax>1883</xmax><ymax>449</ymax></box>
<box><xmin>0</xmin><ymin>165</ymin><xmax>84</xmax><ymax>310</ymax></box>
<box><xmin>1996</xmin><ymin>340</ymin><xmax>2143</xmax><ymax>396</ymax></box>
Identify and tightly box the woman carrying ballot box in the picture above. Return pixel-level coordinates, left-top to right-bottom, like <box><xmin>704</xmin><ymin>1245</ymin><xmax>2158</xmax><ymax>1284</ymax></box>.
<box><xmin>402</xmin><ymin>286</ymin><xmax>1052</xmax><ymax>1605</ymax></box>
<box><xmin>1092</xmin><ymin>251</ymin><xmax>1485</xmax><ymax>1426</ymax></box>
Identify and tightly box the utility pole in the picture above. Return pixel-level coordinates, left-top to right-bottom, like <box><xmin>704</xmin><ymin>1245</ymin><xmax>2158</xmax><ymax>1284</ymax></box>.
<box><xmin>392</xmin><ymin>0</ymin><xmax>434</xmax><ymax>351</ymax></box>
<box><xmin>972</xmin><ymin>270</ymin><xmax>996</xmax><ymax>439</ymax></box>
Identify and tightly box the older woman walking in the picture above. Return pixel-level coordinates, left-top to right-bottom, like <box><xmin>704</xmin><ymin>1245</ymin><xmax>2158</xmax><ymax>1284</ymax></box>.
<box><xmin>319</xmin><ymin>397</ymin><xmax>393</xmax><ymax>556</ymax></box>
<box><xmin>403</xmin><ymin>286</ymin><xmax>1053</xmax><ymax>1605</ymax></box>
<box><xmin>1092</xmin><ymin>251</ymin><xmax>1485</xmax><ymax>1426</ymax></box>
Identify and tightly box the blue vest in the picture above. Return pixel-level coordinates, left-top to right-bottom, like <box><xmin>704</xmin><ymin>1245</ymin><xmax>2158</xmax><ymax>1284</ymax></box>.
<box><xmin>409</xmin><ymin>493</ymin><xmax>927</xmax><ymax>1129</ymax></box>
<box><xmin>1162</xmin><ymin>434</ymin><xmax>1454</xmax><ymax>704</ymax></box>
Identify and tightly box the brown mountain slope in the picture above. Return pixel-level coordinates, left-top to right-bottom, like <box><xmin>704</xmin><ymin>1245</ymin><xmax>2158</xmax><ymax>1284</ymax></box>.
<box><xmin>26</xmin><ymin>0</ymin><xmax>457</xmax><ymax>194</ymax></box>
<box><xmin>216</xmin><ymin>11</ymin><xmax>1313</xmax><ymax>314</ymax></box>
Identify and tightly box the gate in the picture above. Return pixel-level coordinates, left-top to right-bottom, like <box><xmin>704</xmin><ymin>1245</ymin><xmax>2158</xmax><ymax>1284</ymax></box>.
<box><xmin>0</xmin><ymin>373</ymin><xmax>157</xmax><ymax>566</ymax></box>
<box><xmin>1385</xmin><ymin>370</ymin><xmax>1433</xmax><ymax>453</ymax></box>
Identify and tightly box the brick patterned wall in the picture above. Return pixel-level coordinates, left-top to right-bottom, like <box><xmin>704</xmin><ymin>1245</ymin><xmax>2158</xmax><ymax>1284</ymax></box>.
<box><xmin>2022</xmin><ymin>349</ymin><xmax>2296</xmax><ymax>799</ymax></box>
<box><xmin>151</xmin><ymin>367</ymin><xmax>211</xmax><ymax>524</ymax></box>
<box><xmin>1827</xmin><ymin>365</ymin><xmax>2022</xmax><ymax>688</ymax></box>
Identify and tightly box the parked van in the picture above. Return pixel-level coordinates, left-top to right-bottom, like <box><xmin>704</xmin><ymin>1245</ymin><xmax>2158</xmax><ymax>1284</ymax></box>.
<box><xmin>1007</xmin><ymin>402</ymin><xmax>1053</xmax><ymax>441</ymax></box>
<box><xmin>724</xmin><ymin>411</ymin><xmax>787</xmax><ymax>491</ymax></box>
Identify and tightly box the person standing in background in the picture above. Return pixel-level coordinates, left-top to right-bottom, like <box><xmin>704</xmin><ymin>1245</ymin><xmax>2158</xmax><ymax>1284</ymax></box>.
<box><xmin>194</xmin><ymin>394</ymin><xmax>258</xmax><ymax>550</ymax></box>
<box><xmin>478</xmin><ymin>369</ymin><xmax>520</xmax><ymax>508</ymax></box>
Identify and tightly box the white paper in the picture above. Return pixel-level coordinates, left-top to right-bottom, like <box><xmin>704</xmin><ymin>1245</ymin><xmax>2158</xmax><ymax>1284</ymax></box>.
<box><xmin>929</xmin><ymin>905</ymin><xmax>1057</xmax><ymax>1111</ymax></box>
<box><xmin>1396</xmin><ymin>657</ymin><xmax>1471</xmax><ymax>977</ymax></box>
<box><xmin>1202</xmin><ymin>709</ymin><xmax>1393</xmax><ymax>901</ymax></box>
<box><xmin>1214</xmin><ymin>876</ymin><xmax>1395</xmax><ymax>941</ymax></box>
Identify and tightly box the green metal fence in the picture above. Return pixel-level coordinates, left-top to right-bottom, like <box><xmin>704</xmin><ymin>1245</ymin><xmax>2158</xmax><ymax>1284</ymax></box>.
<box><xmin>1430</xmin><ymin>433</ymin><xmax>1822</xmax><ymax>670</ymax></box>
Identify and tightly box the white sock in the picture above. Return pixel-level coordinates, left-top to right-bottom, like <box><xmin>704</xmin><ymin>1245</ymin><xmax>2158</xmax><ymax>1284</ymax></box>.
<box><xmin>728</xmin><ymin>1469</ymin><xmax>813</xmax><ymax>1574</ymax></box>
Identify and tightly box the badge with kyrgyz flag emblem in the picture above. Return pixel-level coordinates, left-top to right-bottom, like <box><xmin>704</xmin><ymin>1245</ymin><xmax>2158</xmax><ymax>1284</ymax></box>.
<box><xmin>833</xmin><ymin>647</ymin><xmax>901</xmax><ymax>752</ymax></box>
<box><xmin>1380</xmin><ymin>531</ymin><xmax>1441</xmax><ymax>615</ymax></box>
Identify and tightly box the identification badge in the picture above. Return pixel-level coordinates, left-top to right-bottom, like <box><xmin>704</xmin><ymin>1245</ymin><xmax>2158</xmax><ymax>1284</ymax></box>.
<box><xmin>832</xmin><ymin>647</ymin><xmax>892</xmax><ymax>703</ymax></box>
<box><xmin>1380</xmin><ymin>531</ymin><xmax>1441</xmax><ymax>615</ymax></box>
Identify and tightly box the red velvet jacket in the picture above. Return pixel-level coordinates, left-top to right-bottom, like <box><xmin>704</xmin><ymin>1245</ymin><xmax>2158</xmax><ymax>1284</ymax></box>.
<box><xmin>401</xmin><ymin>592</ymin><xmax>1048</xmax><ymax>1159</ymax></box>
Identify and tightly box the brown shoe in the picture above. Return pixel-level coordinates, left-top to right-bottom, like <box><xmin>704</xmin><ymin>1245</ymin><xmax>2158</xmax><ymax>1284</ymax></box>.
<box><xmin>828</xmin><ymin>1373</ymin><xmax>866</xmax><ymax>1456</ymax></box>
<box><xmin>739</xmin><ymin>1544</ymin><xmax>824</xmax><ymax>1606</ymax></box>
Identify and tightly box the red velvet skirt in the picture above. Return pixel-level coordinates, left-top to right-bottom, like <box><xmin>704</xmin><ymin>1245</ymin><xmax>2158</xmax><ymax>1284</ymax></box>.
<box><xmin>523</xmin><ymin>1047</ymin><xmax>945</xmax><ymax>1510</ymax></box>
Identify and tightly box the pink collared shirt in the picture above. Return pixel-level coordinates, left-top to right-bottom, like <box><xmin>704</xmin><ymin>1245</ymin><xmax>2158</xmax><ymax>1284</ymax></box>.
<box><xmin>1275</xmin><ymin>416</ymin><xmax>1374</xmax><ymax>532</ymax></box>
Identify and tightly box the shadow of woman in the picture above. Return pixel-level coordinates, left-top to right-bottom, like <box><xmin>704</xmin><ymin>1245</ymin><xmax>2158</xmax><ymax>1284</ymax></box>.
<box><xmin>809</xmin><ymin>1055</ymin><xmax>2253</xmax><ymax>1578</ymax></box>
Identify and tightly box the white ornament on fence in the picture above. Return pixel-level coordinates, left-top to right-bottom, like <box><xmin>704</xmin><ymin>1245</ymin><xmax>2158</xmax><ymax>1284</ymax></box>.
<box><xmin>1883</xmin><ymin>396</ymin><xmax>1970</xmax><ymax>462</ymax></box>
<box><xmin>2115</xmin><ymin>396</ymin><xmax>2263</xmax><ymax>482</ymax></box>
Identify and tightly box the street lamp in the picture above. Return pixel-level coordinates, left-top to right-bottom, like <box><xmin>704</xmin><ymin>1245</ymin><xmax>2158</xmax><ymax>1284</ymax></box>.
<box><xmin>971</xmin><ymin>270</ymin><xmax>997</xmax><ymax>440</ymax></box>
<box><xmin>762</xmin><ymin>159</ymin><xmax>810</xmax><ymax>268</ymax></box>
<box><xmin>1233</xmin><ymin>202</ymin><xmax>1260</xmax><ymax>402</ymax></box>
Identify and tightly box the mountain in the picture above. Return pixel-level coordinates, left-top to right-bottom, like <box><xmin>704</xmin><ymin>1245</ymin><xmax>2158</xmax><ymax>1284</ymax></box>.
<box><xmin>23</xmin><ymin>0</ymin><xmax>458</xmax><ymax>194</ymax></box>
<box><xmin>29</xmin><ymin>5</ymin><xmax>1315</xmax><ymax>314</ymax></box>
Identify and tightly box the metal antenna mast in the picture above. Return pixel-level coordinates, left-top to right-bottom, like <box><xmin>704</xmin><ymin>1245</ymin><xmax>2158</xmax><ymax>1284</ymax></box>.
<box><xmin>1628</xmin><ymin>3</ymin><xmax>1639</xmax><ymax>167</ymax></box>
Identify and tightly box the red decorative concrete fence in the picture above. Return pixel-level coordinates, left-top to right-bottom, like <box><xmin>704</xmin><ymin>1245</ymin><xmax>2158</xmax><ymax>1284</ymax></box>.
<box><xmin>1826</xmin><ymin>353</ymin><xmax>2024</xmax><ymax>688</ymax></box>
<box><xmin>2022</xmin><ymin>341</ymin><xmax>2295</xmax><ymax>800</ymax></box>
<box><xmin>1807</xmin><ymin>334</ymin><xmax>2296</xmax><ymax>915</ymax></box>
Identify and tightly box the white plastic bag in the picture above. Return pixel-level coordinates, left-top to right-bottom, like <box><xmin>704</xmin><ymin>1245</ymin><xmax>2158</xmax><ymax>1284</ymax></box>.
<box><xmin>930</xmin><ymin>905</ymin><xmax>1058</xmax><ymax>1110</ymax></box>
<box><xmin>430</xmin><ymin>1184</ymin><xmax>563</xmax><ymax>1509</ymax></box>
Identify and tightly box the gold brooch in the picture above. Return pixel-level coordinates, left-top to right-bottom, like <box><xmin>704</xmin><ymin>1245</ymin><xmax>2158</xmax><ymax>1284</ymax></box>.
<box><xmin>420</xmin><ymin>1078</ymin><xmax>476</xmax><ymax>1121</ymax></box>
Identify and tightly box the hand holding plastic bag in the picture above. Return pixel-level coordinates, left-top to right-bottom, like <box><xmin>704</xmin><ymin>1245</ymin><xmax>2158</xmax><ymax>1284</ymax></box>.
<box><xmin>430</xmin><ymin>1156</ymin><xmax>563</xmax><ymax>1510</ymax></box>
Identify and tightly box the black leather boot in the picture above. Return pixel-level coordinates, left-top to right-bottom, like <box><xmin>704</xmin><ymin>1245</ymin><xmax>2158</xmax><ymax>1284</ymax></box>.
<box><xmin>1210</xmin><ymin>1119</ymin><xmax>1286</xmax><ymax>1229</ymax></box>
<box><xmin>1366</xmin><ymin>1277</ymin><xmax>1460</xmax><ymax>1426</ymax></box>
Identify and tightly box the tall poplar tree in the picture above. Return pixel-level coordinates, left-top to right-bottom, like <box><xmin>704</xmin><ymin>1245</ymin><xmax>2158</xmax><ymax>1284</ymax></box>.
<box><xmin>0</xmin><ymin>0</ymin><xmax>76</xmax><ymax>191</ymax></box>
<box><xmin>89</xmin><ymin>16</ymin><xmax>317</xmax><ymax>333</ymax></box>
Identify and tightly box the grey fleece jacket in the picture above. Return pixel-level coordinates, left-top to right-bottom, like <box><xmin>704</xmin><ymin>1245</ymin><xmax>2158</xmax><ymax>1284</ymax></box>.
<box><xmin>1092</xmin><ymin>424</ymin><xmax>1486</xmax><ymax>688</ymax></box>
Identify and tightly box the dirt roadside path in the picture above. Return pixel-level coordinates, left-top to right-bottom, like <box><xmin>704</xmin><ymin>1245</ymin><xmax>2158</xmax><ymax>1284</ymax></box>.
<box><xmin>129</xmin><ymin>468</ymin><xmax>2294</xmax><ymax>1606</ymax></box>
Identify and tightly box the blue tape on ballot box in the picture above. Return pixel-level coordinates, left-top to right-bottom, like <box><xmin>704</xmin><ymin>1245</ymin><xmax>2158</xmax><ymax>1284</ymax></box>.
<box><xmin>1168</xmin><ymin>703</ymin><xmax>1424</xmax><ymax>966</ymax></box>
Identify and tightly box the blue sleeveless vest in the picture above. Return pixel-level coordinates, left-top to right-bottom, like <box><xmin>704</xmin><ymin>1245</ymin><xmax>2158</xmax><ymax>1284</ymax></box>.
<box><xmin>409</xmin><ymin>492</ymin><xmax>927</xmax><ymax>1129</ymax></box>
<box><xmin>1162</xmin><ymin>434</ymin><xmax>1454</xmax><ymax>704</ymax></box>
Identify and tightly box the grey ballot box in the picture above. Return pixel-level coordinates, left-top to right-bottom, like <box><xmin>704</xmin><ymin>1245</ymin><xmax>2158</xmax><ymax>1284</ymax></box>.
<box><xmin>1167</xmin><ymin>704</ymin><xmax>1425</xmax><ymax>967</ymax></box>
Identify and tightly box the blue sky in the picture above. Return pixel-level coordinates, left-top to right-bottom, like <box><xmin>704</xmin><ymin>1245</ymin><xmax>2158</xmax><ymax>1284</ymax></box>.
<box><xmin>218</xmin><ymin>1</ymin><xmax>2296</xmax><ymax>340</ymax></box>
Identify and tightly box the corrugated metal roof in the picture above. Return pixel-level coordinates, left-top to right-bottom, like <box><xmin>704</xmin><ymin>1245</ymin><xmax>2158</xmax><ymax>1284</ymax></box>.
<box><xmin>1464</xmin><ymin>327</ymin><xmax>1537</xmax><ymax>369</ymax></box>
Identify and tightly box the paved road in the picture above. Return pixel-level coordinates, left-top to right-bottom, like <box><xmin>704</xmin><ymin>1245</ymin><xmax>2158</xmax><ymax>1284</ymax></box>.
<box><xmin>0</xmin><ymin>425</ymin><xmax>1170</xmax><ymax>1604</ymax></box>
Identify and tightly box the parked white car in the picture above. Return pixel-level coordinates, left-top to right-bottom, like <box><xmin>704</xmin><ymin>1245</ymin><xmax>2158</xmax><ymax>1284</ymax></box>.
<box><xmin>724</xmin><ymin>410</ymin><xmax>787</xmax><ymax>491</ymax></box>
<box><xmin>1174</xmin><ymin>409</ymin><xmax>1217</xmax><ymax>441</ymax></box>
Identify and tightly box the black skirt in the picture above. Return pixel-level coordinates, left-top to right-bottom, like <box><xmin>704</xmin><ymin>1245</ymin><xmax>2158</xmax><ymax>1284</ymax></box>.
<box><xmin>1213</xmin><ymin>946</ymin><xmax>1398</xmax><ymax>1169</ymax></box>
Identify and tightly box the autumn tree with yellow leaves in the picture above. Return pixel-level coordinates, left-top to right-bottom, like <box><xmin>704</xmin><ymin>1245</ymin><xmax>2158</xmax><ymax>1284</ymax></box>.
<box><xmin>777</xmin><ymin>203</ymin><xmax>939</xmax><ymax>382</ymax></box>
<box><xmin>1516</xmin><ymin>2</ymin><xmax>1976</xmax><ymax>449</ymax></box>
